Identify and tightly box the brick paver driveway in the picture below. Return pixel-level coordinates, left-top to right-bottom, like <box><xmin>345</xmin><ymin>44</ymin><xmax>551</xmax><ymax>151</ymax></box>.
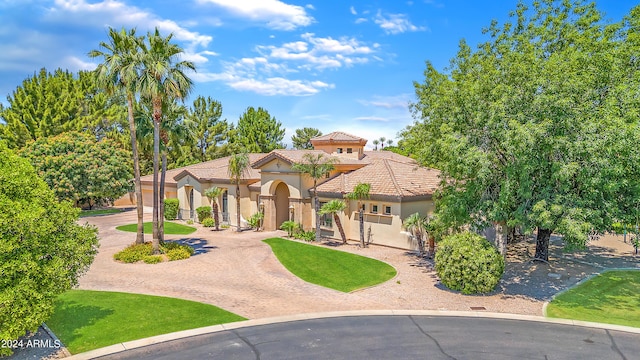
<box><xmin>79</xmin><ymin>210</ymin><xmax>544</xmax><ymax>319</ymax></box>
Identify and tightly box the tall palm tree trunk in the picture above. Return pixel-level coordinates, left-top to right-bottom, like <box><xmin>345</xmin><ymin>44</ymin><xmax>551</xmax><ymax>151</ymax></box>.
<box><xmin>159</xmin><ymin>152</ymin><xmax>167</xmax><ymax>244</ymax></box>
<box><xmin>127</xmin><ymin>92</ymin><xmax>145</xmax><ymax>244</ymax></box>
<box><xmin>427</xmin><ymin>235</ymin><xmax>435</xmax><ymax>257</ymax></box>
<box><xmin>213</xmin><ymin>202</ymin><xmax>220</xmax><ymax>231</ymax></box>
<box><xmin>359</xmin><ymin>207</ymin><xmax>365</xmax><ymax>248</ymax></box>
<box><xmin>314</xmin><ymin>190</ymin><xmax>321</xmax><ymax>242</ymax></box>
<box><xmin>334</xmin><ymin>214</ymin><xmax>347</xmax><ymax>244</ymax></box>
<box><xmin>152</xmin><ymin>118</ymin><xmax>160</xmax><ymax>253</ymax></box>
<box><xmin>236</xmin><ymin>183</ymin><xmax>241</xmax><ymax>232</ymax></box>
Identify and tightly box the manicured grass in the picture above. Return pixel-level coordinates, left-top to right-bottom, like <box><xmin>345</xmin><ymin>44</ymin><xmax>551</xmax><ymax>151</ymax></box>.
<box><xmin>46</xmin><ymin>290</ymin><xmax>246</xmax><ymax>354</ymax></box>
<box><xmin>546</xmin><ymin>270</ymin><xmax>640</xmax><ymax>328</ymax></box>
<box><xmin>263</xmin><ymin>237</ymin><xmax>396</xmax><ymax>292</ymax></box>
<box><xmin>79</xmin><ymin>208</ymin><xmax>122</xmax><ymax>217</ymax></box>
<box><xmin>116</xmin><ymin>221</ymin><xmax>196</xmax><ymax>235</ymax></box>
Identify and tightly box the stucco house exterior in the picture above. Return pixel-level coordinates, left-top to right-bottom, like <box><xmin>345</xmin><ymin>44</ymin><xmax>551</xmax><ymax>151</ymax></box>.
<box><xmin>117</xmin><ymin>132</ymin><xmax>440</xmax><ymax>250</ymax></box>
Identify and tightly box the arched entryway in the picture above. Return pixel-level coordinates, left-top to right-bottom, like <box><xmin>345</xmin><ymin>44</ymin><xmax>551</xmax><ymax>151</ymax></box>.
<box><xmin>274</xmin><ymin>182</ymin><xmax>290</xmax><ymax>228</ymax></box>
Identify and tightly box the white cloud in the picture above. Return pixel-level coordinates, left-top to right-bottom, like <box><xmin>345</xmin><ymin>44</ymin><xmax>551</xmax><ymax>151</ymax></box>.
<box><xmin>193</xmin><ymin>58</ymin><xmax>334</xmax><ymax>96</ymax></box>
<box><xmin>257</xmin><ymin>33</ymin><xmax>378</xmax><ymax>71</ymax></box>
<box><xmin>355</xmin><ymin>18</ymin><xmax>368</xmax><ymax>24</ymax></box>
<box><xmin>194</xmin><ymin>32</ymin><xmax>378</xmax><ymax>97</ymax></box>
<box><xmin>196</xmin><ymin>0</ymin><xmax>313</xmax><ymax>30</ymax></box>
<box><xmin>47</xmin><ymin>0</ymin><xmax>212</xmax><ymax>48</ymax></box>
<box><xmin>374</xmin><ymin>10</ymin><xmax>427</xmax><ymax>34</ymax></box>
<box><xmin>354</xmin><ymin>116</ymin><xmax>389</xmax><ymax>122</ymax></box>
<box><xmin>358</xmin><ymin>94</ymin><xmax>411</xmax><ymax>109</ymax></box>
<box><xmin>66</xmin><ymin>56</ymin><xmax>96</xmax><ymax>71</ymax></box>
<box><xmin>229</xmin><ymin>77</ymin><xmax>332</xmax><ymax>96</ymax></box>
<box><xmin>350</xmin><ymin>6</ymin><xmax>357</xmax><ymax>15</ymax></box>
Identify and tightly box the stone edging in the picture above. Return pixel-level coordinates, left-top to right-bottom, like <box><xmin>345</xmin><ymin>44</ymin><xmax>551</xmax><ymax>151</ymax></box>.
<box><xmin>65</xmin><ymin>309</ymin><xmax>640</xmax><ymax>360</ymax></box>
<box><xmin>41</xmin><ymin>322</ymin><xmax>72</xmax><ymax>358</ymax></box>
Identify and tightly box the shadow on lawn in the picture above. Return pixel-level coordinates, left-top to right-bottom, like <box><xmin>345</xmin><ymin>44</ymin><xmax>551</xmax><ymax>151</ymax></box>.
<box><xmin>48</xmin><ymin>301</ymin><xmax>114</xmax><ymax>347</ymax></box>
<box><xmin>165</xmin><ymin>238</ymin><xmax>217</xmax><ymax>255</ymax></box>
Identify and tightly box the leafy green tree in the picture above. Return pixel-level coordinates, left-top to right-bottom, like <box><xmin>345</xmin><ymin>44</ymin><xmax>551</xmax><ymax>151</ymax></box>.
<box><xmin>228</xmin><ymin>153</ymin><xmax>251</xmax><ymax>232</ymax></box>
<box><xmin>0</xmin><ymin>68</ymin><xmax>124</xmax><ymax>149</ymax></box>
<box><xmin>292</xmin><ymin>127</ymin><xmax>322</xmax><ymax>150</ymax></box>
<box><xmin>345</xmin><ymin>182</ymin><xmax>370</xmax><ymax>248</ymax></box>
<box><xmin>204</xmin><ymin>186</ymin><xmax>224</xmax><ymax>231</ymax></box>
<box><xmin>292</xmin><ymin>153</ymin><xmax>337</xmax><ymax>241</ymax></box>
<box><xmin>89</xmin><ymin>27</ymin><xmax>146</xmax><ymax>244</ymax></box>
<box><xmin>185</xmin><ymin>96</ymin><xmax>231</xmax><ymax>162</ymax></box>
<box><xmin>0</xmin><ymin>142</ymin><xmax>98</xmax><ymax>356</ymax></box>
<box><xmin>234</xmin><ymin>106</ymin><xmax>285</xmax><ymax>153</ymax></box>
<box><xmin>319</xmin><ymin>199</ymin><xmax>347</xmax><ymax>243</ymax></box>
<box><xmin>138</xmin><ymin>28</ymin><xmax>195</xmax><ymax>253</ymax></box>
<box><xmin>402</xmin><ymin>0</ymin><xmax>640</xmax><ymax>261</ymax></box>
<box><xmin>20</xmin><ymin>132</ymin><xmax>132</xmax><ymax>208</ymax></box>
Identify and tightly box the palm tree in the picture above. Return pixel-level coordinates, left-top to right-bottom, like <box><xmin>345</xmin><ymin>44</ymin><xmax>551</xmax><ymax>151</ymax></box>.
<box><xmin>379</xmin><ymin>137</ymin><xmax>386</xmax><ymax>149</ymax></box>
<box><xmin>345</xmin><ymin>182</ymin><xmax>370</xmax><ymax>248</ymax></box>
<box><xmin>386</xmin><ymin>139</ymin><xmax>394</xmax><ymax>148</ymax></box>
<box><xmin>89</xmin><ymin>27</ymin><xmax>146</xmax><ymax>245</ymax></box>
<box><xmin>204</xmin><ymin>186</ymin><xmax>224</xmax><ymax>231</ymax></box>
<box><xmin>319</xmin><ymin>200</ymin><xmax>347</xmax><ymax>244</ymax></box>
<box><xmin>372</xmin><ymin>139</ymin><xmax>380</xmax><ymax>151</ymax></box>
<box><xmin>138</xmin><ymin>28</ymin><xmax>195</xmax><ymax>253</ymax></box>
<box><xmin>292</xmin><ymin>153</ymin><xmax>338</xmax><ymax>241</ymax></box>
<box><xmin>404</xmin><ymin>213</ymin><xmax>427</xmax><ymax>257</ymax></box>
<box><xmin>228</xmin><ymin>153</ymin><xmax>250</xmax><ymax>232</ymax></box>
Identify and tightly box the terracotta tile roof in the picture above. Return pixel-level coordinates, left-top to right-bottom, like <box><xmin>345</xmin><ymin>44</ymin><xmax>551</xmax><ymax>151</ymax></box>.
<box><xmin>252</xmin><ymin>149</ymin><xmax>364</xmax><ymax>168</ymax></box>
<box><xmin>316</xmin><ymin>156</ymin><xmax>440</xmax><ymax>199</ymax></box>
<box><xmin>141</xmin><ymin>154</ymin><xmax>266</xmax><ymax>184</ymax></box>
<box><xmin>310</xmin><ymin>131</ymin><xmax>367</xmax><ymax>144</ymax></box>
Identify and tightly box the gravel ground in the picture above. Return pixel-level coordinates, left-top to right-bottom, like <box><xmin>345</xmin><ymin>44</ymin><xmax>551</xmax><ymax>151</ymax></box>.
<box><xmin>7</xmin><ymin>209</ymin><xmax>639</xmax><ymax>358</ymax></box>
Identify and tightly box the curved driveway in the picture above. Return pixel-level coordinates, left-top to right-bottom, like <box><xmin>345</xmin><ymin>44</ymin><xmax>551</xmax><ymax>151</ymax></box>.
<box><xmin>79</xmin><ymin>211</ymin><xmax>543</xmax><ymax>319</ymax></box>
<box><xmin>76</xmin><ymin>314</ymin><xmax>640</xmax><ymax>359</ymax></box>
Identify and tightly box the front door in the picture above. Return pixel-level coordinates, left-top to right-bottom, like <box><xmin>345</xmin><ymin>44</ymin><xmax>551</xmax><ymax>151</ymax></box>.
<box><xmin>274</xmin><ymin>182</ymin><xmax>290</xmax><ymax>228</ymax></box>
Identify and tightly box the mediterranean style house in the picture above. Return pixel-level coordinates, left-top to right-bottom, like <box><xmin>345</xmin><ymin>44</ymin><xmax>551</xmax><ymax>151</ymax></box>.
<box><xmin>116</xmin><ymin>132</ymin><xmax>440</xmax><ymax>250</ymax></box>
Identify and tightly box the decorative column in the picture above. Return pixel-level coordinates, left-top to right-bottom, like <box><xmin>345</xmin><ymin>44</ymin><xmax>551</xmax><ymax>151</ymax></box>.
<box><xmin>261</xmin><ymin>194</ymin><xmax>276</xmax><ymax>231</ymax></box>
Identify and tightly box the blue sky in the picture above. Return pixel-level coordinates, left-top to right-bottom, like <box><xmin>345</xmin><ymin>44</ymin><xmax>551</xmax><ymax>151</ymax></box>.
<box><xmin>0</xmin><ymin>0</ymin><xmax>636</xmax><ymax>148</ymax></box>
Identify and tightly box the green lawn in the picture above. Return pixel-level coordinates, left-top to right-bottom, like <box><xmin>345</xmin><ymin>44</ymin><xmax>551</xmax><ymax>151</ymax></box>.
<box><xmin>263</xmin><ymin>237</ymin><xmax>397</xmax><ymax>292</ymax></box>
<box><xmin>46</xmin><ymin>290</ymin><xmax>246</xmax><ymax>354</ymax></box>
<box><xmin>116</xmin><ymin>221</ymin><xmax>196</xmax><ymax>235</ymax></box>
<box><xmin>79</xmin><ymin>208</ymin><xmax>122</xmax><ymax>217</ymax></box>
<box><xmin>546</xmin><ymin>270</ymin><xmax>640</xmax><ymax>328</ymax></box>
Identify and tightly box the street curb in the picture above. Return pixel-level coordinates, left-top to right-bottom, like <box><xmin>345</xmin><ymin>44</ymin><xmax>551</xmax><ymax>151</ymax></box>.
<box><xmin>65</xmin><ymin>310</ymin><xmax>640</xmax><ymax>359</ymax></box>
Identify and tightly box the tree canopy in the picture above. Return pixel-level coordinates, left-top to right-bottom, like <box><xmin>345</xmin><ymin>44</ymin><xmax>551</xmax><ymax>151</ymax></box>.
<box><xmin>292</xmin><ymin>127</ymin><xmax>322</xmax><ymax>150</ymax></box>
<box><xmin>0</xmin><ymin>142</ymin><xmax>98</xmax><ymax>356</ymax></box>
<box><xmin>0</xmin><ymin>68</ymin><xmax>125</xmax><ymax>149</ymax></box>
<box><xmin>234</xmin><ymin>106</ymin><xmax>285</xmax><ymax>153</ymax></box>
<box><xmin>400</xmin><ymin>0</ymin><xmax>640</xmax><ymax>261</ymax></box>
<box><xmin>20</xmin><ymin>132</ymin><xmax>133</xmax><ymax>208</ymax></box>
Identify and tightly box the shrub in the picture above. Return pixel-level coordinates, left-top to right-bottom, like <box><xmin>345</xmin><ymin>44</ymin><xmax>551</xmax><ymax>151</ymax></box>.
<box><xmin>220</xmin><ymin>224</ymin><xmax>230</xmax><ymax>229</ymax></box>
<box><xmin>434</xmin><ymin>231</ymin><xmax>505</xmax><ymax>294</ymax></box>
<box><xmin>280</xmin><ymin>220</ymin><xmax>300</xmax><ymax>238</ymax></box>
<box><xmin>162</xmin><ymin>242</ymin><xmax>194</xmax><ymax>254</ymax></box>
<box><xmin>196</xmin><ymin>206</ymin><xmax>212</xmax><ymax>223</ymax></box>
<box><xmin>186</xmin><ymin>219</ymin><xmax>194</xmax><ymax>225</ymax></box>
<box><xmin>167</xmin><ymin>247</ymin><xmax>192</xmax><ymax>261</ymax></box>
<box><xmin>143</xmin><ymin>255</ymin><xmax>163</xmax><ymax>264</ymax></box>
<box><xmin>295</xmin><ymin>230</ymin><xmax>315</xmax><ymax>242</ymax></box>
<box><xmin>247</xmin><ymin>212</ymin><xmax>264</xmax><ymax>229</ymax></box>
<box><xmin>114</xmin><ymin>243</ymin><xmax>152</xmax><ymax>263</ymax></box>
<box><xmin>164</xmin><ymin>199</ymin><xmax>179</xmax><ymax>220</ymax></box>
<box><xmin>202</xmin><ymin>218</ymin><xmax>216</xmax><ymax>227</ymax></box>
